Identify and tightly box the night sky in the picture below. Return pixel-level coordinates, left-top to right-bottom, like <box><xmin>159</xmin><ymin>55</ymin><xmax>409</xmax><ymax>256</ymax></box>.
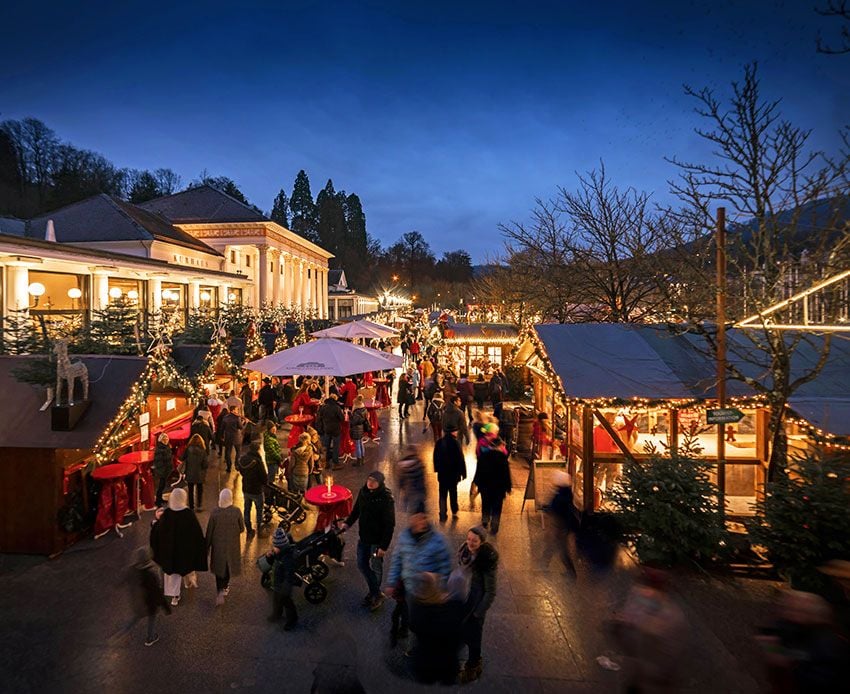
<box><xmin>1</xmin><ymin>1</ymin><xmax>847</xmax><ymax>261</ymax></box>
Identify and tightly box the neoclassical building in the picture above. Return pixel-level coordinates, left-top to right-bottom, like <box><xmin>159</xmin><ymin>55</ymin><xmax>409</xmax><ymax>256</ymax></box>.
<box><xmin>0</xmin><ymin>186</ymin><xmax>332</xmax><ymax>325</ymax></box>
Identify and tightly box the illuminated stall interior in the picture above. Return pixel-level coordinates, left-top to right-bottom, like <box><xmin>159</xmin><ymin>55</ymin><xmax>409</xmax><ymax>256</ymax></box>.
<box><xmin>514</xmin><ymin>323</ymin><xmax>850</xmax><ymax>516</ymax></box>
<box><xmin>441</xmin><ymin>323</ymin><xmax>518</xmax><ymax>376</ymax></box>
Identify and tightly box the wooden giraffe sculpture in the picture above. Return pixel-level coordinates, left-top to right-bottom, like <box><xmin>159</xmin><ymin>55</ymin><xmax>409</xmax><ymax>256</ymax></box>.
<box><xmin>53</xmin><ymin>339</ymin><xmax>89</xmax><ymax>405</ymax></box>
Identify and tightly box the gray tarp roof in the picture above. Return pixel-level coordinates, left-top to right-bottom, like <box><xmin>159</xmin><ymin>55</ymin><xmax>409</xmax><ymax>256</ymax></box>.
<box><xmin>530</xmin><ymin>324</ymin><xmax>850</xmax><ymax>436</ymax></box>
<box><xmin>0</xmin><ymin>355</ymin><xmax>147</xmax><ymax>449</ymax></box>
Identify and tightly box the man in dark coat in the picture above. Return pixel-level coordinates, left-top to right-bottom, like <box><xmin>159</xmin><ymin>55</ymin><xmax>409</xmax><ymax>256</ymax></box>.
<box><xmin>190</xmin><ymin>416</ymin><xmax>213</xmax><ymax>454</ymax></box>
<box><xmin>342</xmin><ymin>470</ymin><xmax>396</xmax><ymax>611</ymax></box>
<box><xmin>488</xmin><ymin>374</ymin><xmax>504</xmax><ymax>421</ymax></box>
<box><xmin>543</xmin><ymin>471</ymin><xmax>580</xmax><ymax>577</ymax></box>
<box><xmin>257</xmin><ymin>377</ymin><xmax>277</xmax><ymax>423</ymax></box>
<box><xmin>441</xmin><ymin>395</ymin><xmax>469</xmax><ymax>445</ymax></box>
<box><xmin>457</xmin><ymin>374</ymin><xmax>474</xmax><ymax>422</ymax></box>
<box><xmin>239</xmin><ymin>379</ymin><xmax>254</xmax><ymax>419</ymax></box>
<box><xmin>472</xmin><ymin>438</ymin><xmax>512</xmax><ymax>533</ymax></box>
<box><xmin>266</xmin><ymin>527</ymin><xmax>299</xmax><ymax>630</ymax></box>
<box><xmin>126</xmin><ymin>546</ymin><xmax>171</xmax><ymax>646</ymax></box>
<box><xmin>317</xmin><ymin>394</ymin><xmax>344</xmax><ymax>470</ymax></box>
<box><xmin>433</xmin><ymin>425</ymin><xmax>467</xmax><ymax>522</ymax></box>
<box><xmin>236</xmin><ymin>440</ymin><xmax>268</xmax><ymax>534</ymax></box>
<box><xmin>220</xmin><ymin>406</ymin><xmax>244</xmax><ymax>473</ymax></box>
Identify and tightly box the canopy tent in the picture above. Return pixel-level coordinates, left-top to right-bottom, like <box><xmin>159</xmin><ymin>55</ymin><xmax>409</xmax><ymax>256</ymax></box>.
<box><xmin>311</xmin><ymin>319</ymin><xmax>397</xmax><ymax>340</ymax></box>
<box><xmin>244</xmin><ymin>338</ymin><xmax>403</xmax><ymax>378</ymax></box>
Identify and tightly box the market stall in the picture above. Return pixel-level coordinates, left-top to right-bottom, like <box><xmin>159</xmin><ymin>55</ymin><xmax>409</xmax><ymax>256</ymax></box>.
<box><xmin>441</xmin><ymin>322</ymin><xmax>517</xmax><ymax>376</ymax></box>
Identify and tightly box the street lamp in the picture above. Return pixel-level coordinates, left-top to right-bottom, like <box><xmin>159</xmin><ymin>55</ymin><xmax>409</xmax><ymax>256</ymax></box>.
<box><xmin>127</xmin><ymin>289</ymin><xmax>139</xmax><ymax>301</ymax></box>
<box><xmin>109</xmin><ymin>286</ymin><xmax>123</xmax><ymax>300</ymax></box>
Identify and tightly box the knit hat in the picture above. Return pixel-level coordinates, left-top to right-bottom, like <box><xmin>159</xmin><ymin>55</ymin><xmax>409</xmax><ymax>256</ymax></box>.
<box><xmin>444</xmin><ymin>422</ymin><xmax>458</xmax><ymax>433</ymax></box>
<box><xmin>219</xmin><ymin>488</ymin><xmax>233</xmax><ymax>509</ymax></box>
<box><xmin>481</xmin><ymin>422</ymin><xmax>499</xmax><ymax>437</ymax></box>
<box><xmin>367</xmin><ymin>470</ymin><xmax>385</xmax><ymax>485</ymax></box>
<box><xmin>273</xmin><ymin>527</ymin><xmax>290</xmax><ymax>548</ymax></box>
<box><xmin>168</xmin><ymin>487</ymin><xmax>188</xmax><ymax>511</ymax></box>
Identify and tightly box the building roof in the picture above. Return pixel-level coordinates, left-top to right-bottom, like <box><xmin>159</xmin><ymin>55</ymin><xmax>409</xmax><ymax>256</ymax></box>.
<box><xmin>0</xmin><ymin>355</ymin><xmax>147</xmax><ymax>449</ymax></box>
<box><xmin>328</xmin><ymin>269</ymin><xmax>345</xmax><ymax>287</ymax></box>
<box><xmin>139</xmin><ymin>185</ymin><xmax>267</xmax><ymax>224</ymax></box>
<box><xmin>27</xmin><ymin>194</ymin><xmax>221</xmax><ymax>256</ymax></box>
<box><xmin>0</xmin><ymin>216</ymin><xmax>25</xmax><ymax>236</ymax></box>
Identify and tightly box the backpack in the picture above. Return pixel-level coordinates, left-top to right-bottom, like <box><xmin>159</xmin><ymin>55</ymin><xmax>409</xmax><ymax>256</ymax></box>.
<box><xmin>427</xmin><ymin>401</ymin><xmax>443</xmax><ymax>424</ymax></box>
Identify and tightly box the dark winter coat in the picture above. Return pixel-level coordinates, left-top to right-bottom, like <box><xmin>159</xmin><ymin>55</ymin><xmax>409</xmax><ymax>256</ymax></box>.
<box><xmin>457</xmin><ymin>378</ymin><xmax>474</xmax><ymax>404</ymax></box>
<box><xmin>433</xmin><ymin>434</ymin><xmax>467</xmax><ymax>485</ymax></box>
<box><xmin>152</xmin><ymin>441</ymin><xmax>173</xmax><ymax>478</ymax></box>
<box><xmin>128</xmin><ymin>559</ymin><xmax>171</xmax><ymax>618</ymax></box>
<box><xmin>205</xmin><ymin>505</ymin><xmax>244</xmax><ymax>578</ymax></box>
<box><xmin>459</xmin><ymin>541</ymin><xmax>499</xmax><ymax>620</ymax></box>
<box><xmin>397</xmin><ymin>377</ymin><xmax>413</xmax><ymax>405</ymax></box>
<box><xmin>472</xmin><ymin>447</ymin><xmax>512</xmax><ymax>499</ymax></box>
<box><xmin>426</xmin><ymin>400</ymin><xmax>444</xmax><ymax>424</ymax></box>
<box><xmin>271</xmin><ymin>543</ymin><xmax>299</xmax><ymax>593</ymax></box>
<box><xmin>397</xmin><ymin>454</ymin><xmax>427</xmax><ymax>512</ymax></box>
<box><xmin>190</xmin><ymin>419</ymin><xmax>213</xmax><ymax>451</ymax></box>
<box><xmin>181</xmin><ymin>442</ymin><xmax>208</xmax><ymax>485</ymax></box>
<box><xmin>220</xmin><ymin>412</ymin><xmax>244</xmax><ymax>445</ymax></box>
<box><xmin>318</xmin><ymin>398</ymin><xmax>344</xmax><ymax>437</ymax></box>
<box><xmin>409</xmin><ymin>597</ymin><xmax>464</xmax><ymax>684</ymax></box>
<box><xmin>236</xmin><ymin>450</ymin><xmax>268</xmax><ymax>496</ymax></box>
<box><xmin>548</xmin><ymin>484</ymin><xmax>579</xmax><ymax>532</ymax></box>
<box><xmin>488</xmin><ymin>377</ymin><xmax>503</xmax><ymax>404</ymax></box>
<box><xmin>258</xmin><ymin>384</ymin><xmax>276</xmax><ymax>408</ymax></box>
<box><xmin>473</xmin><ymin>379</ymin><xmax>489</xmax><ymax>404</ymax></box>
<box><xmin>441</xmin><ymin>403</ymin><xmax>469</xmax><ymax>442</ymax></box>
<box><xmin>344</xmin><ymin>482</ymin><xmax>396</xmax><ymax>550</ymax></box>
<box><xmin>349</xmin><ymin>406</ymin><xmax>369</xmax><ymax>441</ymax></box>
<box><xmin>150</xmin><ymin>508</ymin><xmax>208</xmax><ymax>576</ymax></box>
<box><xmin>239</xmin><ymin>384</ymin><xmax>253</xmax><ymax>415</ymax></box>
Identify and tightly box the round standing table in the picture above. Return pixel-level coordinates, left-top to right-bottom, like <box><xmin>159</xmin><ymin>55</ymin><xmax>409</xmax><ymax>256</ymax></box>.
<box><xmin>117</xmin><ymin>450</ymin><xmax>156</xmax><ymax>511</ymax></box>
<box><xmin>285</xmin><ymin>413</ymin><xmax>314</xmax><ymax>448</ymax></box>
<box><xmin>92</xmin><ymin>463</ymin><xmax>136</xmax><ymax>539</ymax></box>
<box><xmin>363</xmin><ymin>399</ymin><xmax>385</xmax><ymax>443</ymax></box>
<box><xmin>304</xmin><ymin>484</ymin><xmax>353</xmax><ymax>531</ymax></box>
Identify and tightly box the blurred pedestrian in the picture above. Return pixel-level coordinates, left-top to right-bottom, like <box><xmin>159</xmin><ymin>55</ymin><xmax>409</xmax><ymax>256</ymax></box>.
<box><xmin>125</xmin><ymin>545</ymin><xmax>171</xmax><ymax>646</ymax></box>
<box><xmin>149</xmin><ymin>488</ymin><xmax>207</xmax><ymax>607</ymax></box>
<box><xmin>425</xmin><ymin>393</ymin><xmax>444</xmax><ymax>443</ymax></box>
<box><xmin>341</xmin><ymin>470</ymin><xmax>396</xmax><ymax>611</ymax></box>
<box><xmin>396</xmin><ymin>445</ymin><xmax>427</xmax><ymax>513</ymax></box>
<box><xmin>180</xmin><ymin>433</ymin><xmax>208</xmax><ymax>511</ymax></box>
<box><xmin>408</xmin><ymin>572</ymin><xmax>465</xmax><ymax>685</ymax></box>
<box><xmin>220</xmin><ymin>405</ymin><xmax>245</xmax><ymax>473</ymax></box>
<box><xmin>541</xmin><ymin>471</ymin><xmax>579</xmax><ymax>578</ymax></box>
<box><xmin>457</xmin><ymin>526</ymin><xmax>499</xmax><ymax>682</ymax></box>
<box><xmin>265</xmin><ymin>527</ymin><xmax>299</xmax><ymax>630</ymax></box>
<box><xmin>442</xmin><ymin>394</ymin><xmax>469</xmax><ymax>445</ymax></box>
<box><xmin>349</xmin><ymin>396</ymin><xmax>369</xmax><ymax>467</ymax></box>
<box><xmin>205</xmin><ymin>488</ymin><xmax>244</xmax><ymax>606</ymax></box>
<box><xmin>610</xmin><ymin>568</ymin><xmax>688</xmax><ymax>692</ymax></box>
<box><xmin>317</xmin><ymin>393</ymin><xmax>344</xmax><ymax>470</ymax></box>
<box><xmin>264</xmin><ymin>421</ymin><xmax>283</xmax><ymax>484</ymax></box>
<box><xmin>289</xmin><ymin>432</ymin><xmax>313</xmax><ymax>494</ymax></box>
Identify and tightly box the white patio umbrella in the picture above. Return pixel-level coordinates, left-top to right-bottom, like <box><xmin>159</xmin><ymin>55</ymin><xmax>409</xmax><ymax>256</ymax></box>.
<box><xmin>244</xmin><ymin>338</ymin><xmax>402</xmax><ymax>381</ymax></box>
<box><xmin>355</xmin><ymin>318</ymin><xmax>399</xmax><ymax>336</ymax></box>
<box><xmin>310</xmin><ymin>321</ymin><xmax>392</xmax><ymax>340</ymax></box>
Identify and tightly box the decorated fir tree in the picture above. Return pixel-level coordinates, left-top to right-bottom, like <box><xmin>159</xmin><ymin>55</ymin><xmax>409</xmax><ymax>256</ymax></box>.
<box><xmin>0</xmin><ymin>308</ymin><xmax>42</xmax><ymax>354</ymax></box>
<box><xmin>82</xmin><ymin>297</ymin><xmax>141</xmax><ymax>354</ymax></box>
<box><xmin>274</xmin><ymin>330</ymin><xmax>289</xmax><ymax>352</ymax></box>
<box><xmin>244</xmin><ymin>320</ymin><xmax>266</xmax><ymax>363</ymax></box>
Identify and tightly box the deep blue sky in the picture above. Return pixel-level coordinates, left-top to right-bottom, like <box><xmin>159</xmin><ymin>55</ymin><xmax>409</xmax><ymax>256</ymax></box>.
<box><xmin>1</xmin><ymin>1</ymin><xmax>848</xmax><ymax>262</ymax></box>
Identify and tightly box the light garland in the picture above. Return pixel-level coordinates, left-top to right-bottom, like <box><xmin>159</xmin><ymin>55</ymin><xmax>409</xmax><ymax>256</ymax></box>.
<box><xmin>92</xmin><ymin>345</ymin><xmax>197</xmax><ymax>465</ymax></box>
<box><xmin>198</xmin><ymin>338</ymin><xmax>238</xmax><ymax>387</ymax></box>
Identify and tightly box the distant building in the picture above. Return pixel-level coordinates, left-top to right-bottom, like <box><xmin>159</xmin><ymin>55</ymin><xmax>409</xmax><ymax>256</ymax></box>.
<box><xmin>327</xmin><ymin>269</ymin><xmax>379</xmax><ymax>320</ymax></box>
<box><xmin>0</xmin><ymin>186</ymin><xmax>333</xmax><ymax>330</ymax></box>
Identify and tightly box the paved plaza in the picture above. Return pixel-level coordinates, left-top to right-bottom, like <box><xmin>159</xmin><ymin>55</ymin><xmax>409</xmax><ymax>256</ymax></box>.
<box><xmin>1</xmin><ymin>403</ymin><xmax>776</xmax><ymax>693</ymax></box>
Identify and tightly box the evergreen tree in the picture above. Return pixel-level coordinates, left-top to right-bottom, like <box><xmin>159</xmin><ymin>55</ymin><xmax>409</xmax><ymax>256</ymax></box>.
<box><xmin>274</xmin><ymin>330</ymin><xmax>289</xmax><ymax>352</ymax></box>
<box><xmin>128</xmin><ymin>170</ymin><xmax>161</xmax><ymax>203</ymax></box>
<box><xmin>270</xmin><ymin>188</ymin><xmax>289</xmax><ymax>226</ymax></box>
<box><xmin>289</xmin><ymin>170</ymin><xmax>318</xmax><ymax>243</ymax></box>
<box><xmin>316</xmin><ymin>179</ymin><xmax>347</xmax><ymax>258</ymax></box>
<box><xmin>0</xmin><ymin>308</ymin><xmax>42</xmax><ymax>354</ymax></box>
<box><xmin>82</xmin><ymin>297</ymin><xmax>141</xmax><ymax>354</ymax></box>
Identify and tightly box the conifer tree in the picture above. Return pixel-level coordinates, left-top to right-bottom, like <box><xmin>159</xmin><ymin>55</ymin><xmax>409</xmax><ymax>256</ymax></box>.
<box><xmin>289</xmin><ymin>170</ymin><xmax>318</xmax><ymax>243</ymax></box>
<box><xmin>271</xmin><ymin>188</ymin><xmax>289</xmax><ymax>226</ymax></box>
<box><xmin>83</xmin><ymin>297</ymin><xmax>141</xmax><ymax>354</ymax></box>
<box><xmin>0</xmin><ymin>308</ymin><xmax>41</xmax><ymax>354</ymax></box>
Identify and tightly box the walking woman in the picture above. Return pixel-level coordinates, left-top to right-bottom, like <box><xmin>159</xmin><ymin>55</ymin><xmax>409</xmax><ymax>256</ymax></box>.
<box><xmin>152</xmin><ymin>433</ymin><xmax>173</xmax><ymax>507</ymax></box>
<box><xmin>150</xmin><ymin>488</ymin><xmax>207</xmax><ymax>606</ymax></box>
<box><xmin>306</xmin><ymin>424</ymin><xmax>325</xmax><ymax>487</ymax></box>
<box><xmin>457</xmin><ymin>526</ymin><xmax>499</xmax><ymax>683</ymax></box>
<box><xmin>397</xmin><ymin>373</ymin><xmax>412</xmax><ymax>419</ymax></box>
<box><xmin>181</xmin><ymin>433</ymin><xmax>208</xmax><ymax>511</ymax></box>
<box><xmin>205</xmin><ymin>488</ymin><xmax>244</xmax><ymax>606</ymax></box>
<box><xmin>264</xmin><ymin>421</ymin><xmax>283</xmax><ymax>484</ymax></box>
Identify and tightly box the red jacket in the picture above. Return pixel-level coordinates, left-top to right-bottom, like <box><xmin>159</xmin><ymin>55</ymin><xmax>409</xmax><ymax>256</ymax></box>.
<box><xmin>339</xmin><ymin>381</ymin><xmax>358</xmax><ymax>409</ymax></box>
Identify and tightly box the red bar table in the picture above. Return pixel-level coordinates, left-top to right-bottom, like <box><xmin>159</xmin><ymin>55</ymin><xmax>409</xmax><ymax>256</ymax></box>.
<box><xmin>285</xmin><ymin>413</ymin><xmax>314</xmax><ymax>448</ymax></box>
<box><xmin>117</xmin><ymin>450</ymin><xmax>156</xmax><ymax>511</ymax></box>
<box><xmin>363</xmin><ymin>399</ymin><xmax>384</xmax><ymax>443</ymax></box>
<box><xmin>339</xmin><ymin>418</ymin><xmax>355</xmax><ymax>461</ymax></box>
<box><xmin>373</xmin><ymin>379</ymin><xmax>390</xmax><ymax>407</ymax></box>
<box><xmin>304</xmin><ymin>484</ymin><xmax>353</xmax><ymax>531</ymax></box>
<box><xmin>92</xmin><ymin>463</ymin><xmax>136</xmax><ymax>539</ymax></box>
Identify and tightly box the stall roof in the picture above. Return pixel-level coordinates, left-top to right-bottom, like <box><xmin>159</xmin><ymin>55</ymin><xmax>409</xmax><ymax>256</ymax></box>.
<box><xmin>527</xmin><ymin>323</ymin><xmax>850</xmax><ymax>435</ymax></box>
<box><xmin>0</xmin><ymin>355</ymin><xmax>147</xmax><ymax>449</ymax></box>
<box><xmin>445</xmin><ymin>323</ymin><xmax>518</xmax><ymax>343</ymax></box>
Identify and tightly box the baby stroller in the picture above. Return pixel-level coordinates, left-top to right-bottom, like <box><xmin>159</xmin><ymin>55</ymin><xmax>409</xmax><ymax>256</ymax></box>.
<box><xmin>262</xmin><ymin>482</ymin><xmax>308</xmax><ymax>531</ymax></box>
<box><xmin>259</xmin><ymin>523</ymin><xmax>346</xmax><ymax>604</ymax></box>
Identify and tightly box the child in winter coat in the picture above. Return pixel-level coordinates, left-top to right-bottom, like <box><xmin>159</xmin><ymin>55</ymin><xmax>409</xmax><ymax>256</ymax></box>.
<box><xmin>126</xmin><ymin>545</ymin><xmax>171</xmax><ymax>646</ymax></box>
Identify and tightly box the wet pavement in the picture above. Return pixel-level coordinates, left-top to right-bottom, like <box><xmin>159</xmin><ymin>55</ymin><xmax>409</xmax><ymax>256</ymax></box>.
<box><xmin>0</xmin><ymin>399</ymin><xmax>774</xmax><ymax>693</ymax></box>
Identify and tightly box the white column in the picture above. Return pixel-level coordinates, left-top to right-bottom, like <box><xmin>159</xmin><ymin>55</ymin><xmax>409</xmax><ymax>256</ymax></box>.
<box><xmin>280</xmin><ymin>252</ymin><xmax>289</xmax><ymax>306</ymax></box>
<box><xmin>258</xmin><ymin>246</ymin><xmax>269</xmax><ymax>306</ymax></box>
<box><xmin>271</xmin><ymin>250</ymin><xmax>281</xmax><ymax>306</ymax></box>
<box><xmin>93</xmin><ymin>273</ymin><xmax>110</xmax><ymax>311</ymax></box>
<box><xmin>5</xmin><ymin>264</ymin><xmax>29</xmax><ymax>311</ymax></box>
<box><xmin>220</xmin><ymin>283</ymin><xmax>230</xmax><ymax>308</ymax></box>
<box><xmin>189</xmin><ymin>280</ymin><xmax>201</xmax><ymax>310</ymax></box>
<box><xmin>321</xmin><ymin>267</ymin><xmax>328</xmax><ymax>318</ymax></box>
<box><xmin>294</xmin><ymin>259</ymin><xmax>304</xmax><ymax>310</ymax></box>
<box><xmin>302</xmin><ymin>262</ymin><xmax>311</xmax><ymax>311</ymax></box>
<box><xmin>289</xmin><ymin>254</ymin><xmax>297</xmax><ymax>308</ymax></box>
<box><xmin>149</xmin><ymin>278</ymin><xmax>162</xmax><ymax>312</ymax></box>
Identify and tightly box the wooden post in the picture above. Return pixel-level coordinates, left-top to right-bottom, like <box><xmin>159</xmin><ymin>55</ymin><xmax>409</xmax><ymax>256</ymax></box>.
<box><xmin>669</xmin><ymin>408</ymin><xmax>679</xmax><ymax>456</ymax></box>
<box><xmin>593</xmin><ymin>408</ymin><xmax>636</xmax><ymax>463</ymax></box>
<box><xmin>582</xmin><ymin>406</ymin><xmax>594</xmax><ymax>513</ymax></box>
<box><xmin>716</xmin><ymin>207</ymin><xmax>727</xmax><ymax>514</ymax></box>
<box><xmin>566</xmin><ymin>402</ymin><xmax>574</xmax><ymax>477</ymax></box>
<box><xmin>550</xmin><ymin>385</ymin><xmax>556</xmax><ymax>459</ymax></box>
